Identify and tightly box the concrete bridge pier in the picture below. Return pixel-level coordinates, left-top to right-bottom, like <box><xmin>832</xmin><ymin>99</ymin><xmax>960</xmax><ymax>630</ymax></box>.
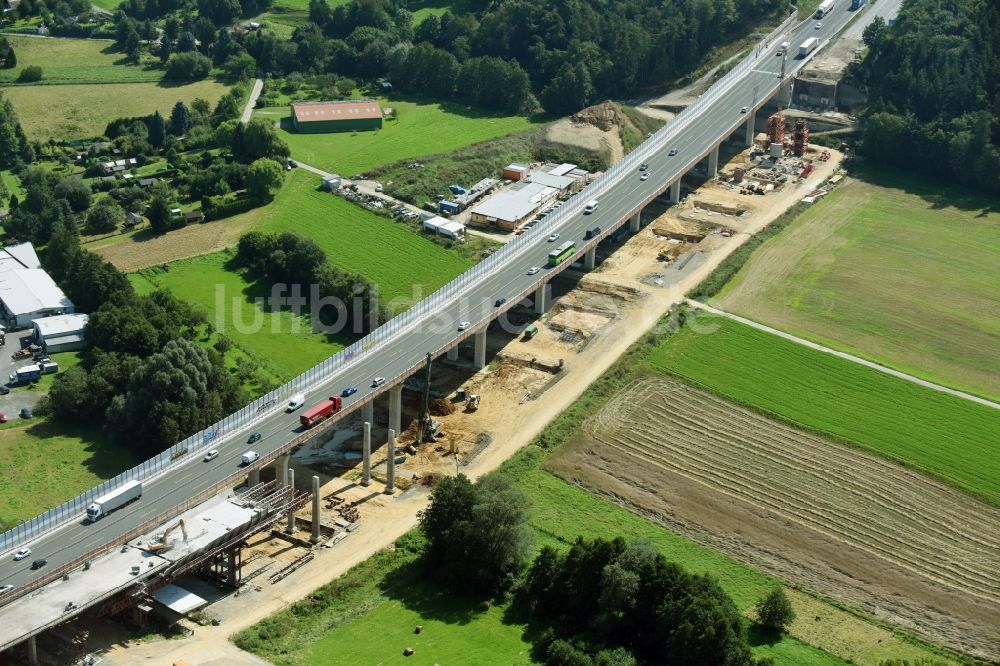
<box><xmin>534</xmin><ymin>283</ymin><xmax>549</xmax><ymax>314</ymax></box>
<box><xmin>27</xmin><ymin>635</ymin><xmax>37</xmax><ymax>666</ymax></box>
<box><xmin>708</xmin><ymin>144</ymin><xmax>720</xmax><ymax>177</ymax></box>
<box><xmin>388</xmin><ymin>385</ymin><xmax>402</xmax><ymax>438</ymax></box>
<box><xmin>745</xmin><ymin>111</ymin><xmax>756</xmax><ymax>146</ymax></box>
<box><xmin>446</xmin><ymin>346</ymin><xmax>459</xmax><ymax>362</ymax></box>
<box><xmin>277</xmin><ymin>454</ymin><xmax>290</xmax><ymax>488</ymax></box>
<box><xmin>474</xmin><ymin>329</ymin><xmax>487</xmax><ymax>369</ymax></box>
<box><xmin>361</xmin><ymin>421</ymin><xmax>372</xmax><ymax>486</ymax></box>
<box><xmin>285</xmin><ymin>468</ymin><xmax>295</xmax><ymax>533</ymax></box>
<box><xmin>584</xmin><ymin>247</ymin><xmax>597</xmax><ymax>270</ymax></box>
<box><xmin>248</xmin><ymin>468</ymin><xmax>260</xmax><ymax>486</ymax></box>
<box><xmin>670</xmin><ymin>180</ymin><xmax>681</xmax><ymax>203</ymax></box>
<box><xmin>311</xmin><ymin>475</ymin><xmax>321</xmax><ymax>543</ymax></box>
<box><xmin>385</xmin><ymin>429</ymin><xmax>396</xmax><ymax>494</ymax></box>
<box><xmin>629</xmin><ymin>212</ymin><xmax>641</xmax><ymax>233</ymax></box>
<box><xmin>362</xmin><ymin>400</ymin><xmax>374</xmax><ymax>427</ymax></box>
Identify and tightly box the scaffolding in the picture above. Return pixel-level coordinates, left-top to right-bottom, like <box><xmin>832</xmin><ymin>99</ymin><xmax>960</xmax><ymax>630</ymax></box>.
<box><xmin>792</xmin><ymin>119</ymin><xmax>810</xmax><ymax>157</ymax></box>
<box><xmin>767</xmin><ymin>111</ymin><xmax>785</xmax><ymax>145</ymax></box>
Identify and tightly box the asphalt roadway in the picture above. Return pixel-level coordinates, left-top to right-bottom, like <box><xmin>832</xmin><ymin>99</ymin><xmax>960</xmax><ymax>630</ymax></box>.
<box><xmin>0</xmin><ymin>3</ymin><xmax>861</xmax><ymax>611</ymax></box>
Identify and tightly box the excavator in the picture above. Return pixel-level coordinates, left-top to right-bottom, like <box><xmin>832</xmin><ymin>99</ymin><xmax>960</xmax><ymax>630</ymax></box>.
<box><xmin>146</xmin><ymin>519</ymin><xmax>188</xmax><ymax>553</ymax></box>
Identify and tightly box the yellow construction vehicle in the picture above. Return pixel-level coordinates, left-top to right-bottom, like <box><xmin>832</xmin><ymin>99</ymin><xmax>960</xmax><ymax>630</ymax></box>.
<box><xmin>146</xmin><ymin>519</ymin><xmax>188</xmax><ymax>553</ymax></box>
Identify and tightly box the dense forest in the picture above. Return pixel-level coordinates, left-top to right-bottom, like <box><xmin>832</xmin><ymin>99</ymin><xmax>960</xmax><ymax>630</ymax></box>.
<box><xmin>106</xmin><ymin>0</ymin><xmax>787</xmax><ymax>115</ymax></box>
<box><xmin>854</xmin><ymin>0</ymin><xmax>1000</xmax><ymax>193</ymax></box>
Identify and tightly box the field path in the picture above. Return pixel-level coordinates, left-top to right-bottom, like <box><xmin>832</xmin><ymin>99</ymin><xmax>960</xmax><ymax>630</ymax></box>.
<box><xmin>687</xmin><ymin>299</ymin><xmax>1000</xmax><ymax>411</ymax></box>
<box><xmin>240</xmin><ymin>78</ymin><xmax>264</xmax><ymax>124</ymax></box>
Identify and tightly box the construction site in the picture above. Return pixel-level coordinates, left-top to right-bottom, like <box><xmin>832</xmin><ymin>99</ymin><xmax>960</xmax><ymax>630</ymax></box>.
<box><xmin>5</xmin><ymin>118</ymin><xmax>848</xmax><ymax>666</ymax></box>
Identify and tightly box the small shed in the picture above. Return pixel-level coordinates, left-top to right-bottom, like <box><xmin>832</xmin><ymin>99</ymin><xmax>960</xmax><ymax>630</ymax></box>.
<box><xmin>423</xmin><ymin>216</ymin><xmax>465</xmax><ymax>239</ymax></box>
<box><xmin>502</xmin><ymin>164</ymin><xmax>529</xmax><ymax>181</ymax></box>
<box><xmin>185</xmin><ymin>210</ymin><xmax>204</xmax><ymax>223</ymax></box>
<box><xmin>321</xmin><ymin>174</ymin><xmax>342</xmax><ymax>191</ymax></box>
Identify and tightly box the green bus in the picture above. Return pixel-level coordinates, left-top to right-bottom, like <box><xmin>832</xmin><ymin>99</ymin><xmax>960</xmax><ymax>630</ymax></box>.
<box><xmin>548</xmin><ymin>241</ymin><xmax>576</xmax><ymax>266</ymax></box>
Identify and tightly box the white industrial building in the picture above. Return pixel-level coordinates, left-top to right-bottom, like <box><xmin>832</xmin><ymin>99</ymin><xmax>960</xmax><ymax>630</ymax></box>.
<box><xmin>32</xmin><ymin>313</ymin><xmax>89</xmax><ymax>353</ymax></box>
<box><xmin>0</xmin><ymin>242</ymin><xmax>75</xmax><ymax>329</ymax></box>
<box><xmin>469</xmin><ymin>182</ymin><xmax>557</xmax><ymax>231</ymax></box>
<box><xmin>422</xmin><ymin>216</ymin><xmax>466</xmax><ymax>239</ymax></box>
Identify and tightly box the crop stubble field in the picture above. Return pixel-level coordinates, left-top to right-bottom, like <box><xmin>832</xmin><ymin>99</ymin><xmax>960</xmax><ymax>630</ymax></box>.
<box><xmin>548</xmin><ymin>376</ymin><xmax>1000</xmax><ymax>660</ymax></box>
<box><xmin>0</xmin><ymin>36</ymin><xmax>228</xmax><ymax>140</ymax></box>
<box><xmin>717</xmin><ymin>174</ymin><xmax>1000</xmax><ymax>401</ymax></box>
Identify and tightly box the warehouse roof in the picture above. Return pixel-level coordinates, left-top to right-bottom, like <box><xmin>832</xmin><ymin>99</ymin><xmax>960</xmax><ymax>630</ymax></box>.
<box><xmin>292</xmin><ymin>100</ymin><xmax>383</xmax><ymax>122</ymax></box>
<box><xmin>527</xmin><ymin>171</ymin><xmax>575</xmax><ymax>190</ymax></box>
<box><xmin>0</xmin><ymin>242</ymin><xmax>42</xmax><ymax>272</ymax></box>
<box><xmin>471</xmin><ymin>182</ymin><xmax>555</xmax><ymax>223</ymax></box>
<box><xmin>0</xmin><ymin>269</ymin><xmax>74</xmax><ymax>316</ymax></box>
<box><xmin>33</xmin><ymin>313</ymin><xmax>89</xmax><ymax>337</ymax></box>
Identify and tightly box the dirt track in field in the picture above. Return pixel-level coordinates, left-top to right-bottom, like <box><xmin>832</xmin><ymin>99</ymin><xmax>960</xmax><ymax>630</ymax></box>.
<box><xmin>547</xmin><ymin>377</ymin><xmax>1000</xmax><ymax>661</ymax></box>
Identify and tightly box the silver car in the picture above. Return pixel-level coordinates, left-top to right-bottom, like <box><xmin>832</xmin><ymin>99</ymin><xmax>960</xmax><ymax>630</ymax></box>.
<box><xmin>203</xmin><ymin>449</ymin><xmax>220</xmax><ymax>462</ymax></box>
<box><xmin>527</xmin><ymin>267</ymin><xmax>540</xmax><ymax>275</ymax></box>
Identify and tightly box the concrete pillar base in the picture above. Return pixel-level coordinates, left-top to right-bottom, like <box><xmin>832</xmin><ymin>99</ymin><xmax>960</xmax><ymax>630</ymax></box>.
<box><xmin>278</xmin><ymin>454</ymin><xmax>290</xmax><ymax>488</ymax></box>
<box><xmin>534</xmin><ymin>283</ymin><xmax>549</xmax><ymax>314</ymax></box>
<box><xmin>745</xmin><ymin>112</ymin><xmax>756</xmax><ymax>146</ymax></box>
<box><xmin>285</xmin><ymin>468</ymin><xmax>295</xmax><ymax>534</ymax></box>
<box><xmin>384</xmin><ymin>429</ymin><xmax>396</xmax><ymax>494</ymax></box>
<box><xmin>310</xmin><ymin>475</ymin><xmax>321</xmax><ymax>543</ymax></box>
<box><xmin>446</xmin><ymin>346</ymin><xmax>459</xmax><ymax>362</ymax></box>
<box><xmin>362</xmin><ymin>400</ymin><xmax>374</xmax><ymax>428</ymax></box>
<box><xmin>708</xmin><ymin>145</ymin><xmax>720</xmax><ymax>177</ymax></box>
<box><xmin>584</xmin><ymin>247</ymin><xmax>596</xmax><ymax>270</ymax></box>
<box><xmin>629</xmin><ymin>212</ymin><xmax>640</xmax><ymax>233</ymax></box>
<box><xmin>670</xmin><ymin>180</ymin><xmax>681</xmax><ymax>203</ymax></box>
<box><xmin>388</xmin><ymin>385</ymin><xmax>402</xmax><ymax>439</ymax></box>
<box><xmin>248</xmin><ymin>468</ymin><xmax>260</xmax><ymax>486</ymax></box>
<box><xmin>474</xmin><ymin>329</ymin><xmax>487</xmax><ymax>370</ymax></box>
<box><xmin>361</xmin><ymin>421</ymin><xmax>372</xmax><ymax>486</ymax></box>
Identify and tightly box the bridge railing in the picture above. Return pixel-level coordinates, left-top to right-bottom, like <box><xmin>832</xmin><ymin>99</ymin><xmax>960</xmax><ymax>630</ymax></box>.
<box><xmin>0</xmin><ymin>10</ymin><xmax>799</xmax><ymax>555</ymax></box>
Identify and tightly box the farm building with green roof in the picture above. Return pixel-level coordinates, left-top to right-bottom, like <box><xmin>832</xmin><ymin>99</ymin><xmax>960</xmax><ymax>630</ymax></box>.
<box><xmin>290</xmin><ymin>100</ymin><xmax>384</xmax><ymax>133</ymax></box>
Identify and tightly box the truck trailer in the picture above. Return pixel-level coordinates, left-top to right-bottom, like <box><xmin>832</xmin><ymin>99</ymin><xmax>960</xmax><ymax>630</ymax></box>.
<box><xmin>300</xmin><ymin>395</ymin><xmax>343</xmax><ymax>428</ymax></box>
<box><xmin>87</xmin><ymin>480</ymin><xmax>142</xmax><ymax>522</ymax></box>
<box><xmin>799</xmin><ymin>37</ymin><xmax>820</xmax><ymax>57</ymax></box>
<box><xmin>8</xmin><ymin>364</ymin><xmax>41</xmax><ymax>385</ymax></box>
<box><xmin>815</xmin><ymin>0</ymin><xmax>835</xmax><ymax>17</ymax></box>
<box><xmin>849</xmin><ymin>0</ymin><xmax>866</xmax><ymax>9</ymax></box>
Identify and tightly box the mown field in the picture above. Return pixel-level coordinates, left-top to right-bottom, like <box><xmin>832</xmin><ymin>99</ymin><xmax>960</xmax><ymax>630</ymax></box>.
<box><xmin>0</xmin><ymin>36</ymin><xmax>160</xmax><ymax>85</ymax></box>
<box><xmin>651</xmin><ymin>314</ymin><xmax>1000</xmax><ymax>506</ymax></box>
<box><xmin>717</xmin><ymin>171</ymin><xmax>1000</xmax><ymax>402</ymax></box>
<box><xmin>252</xmin><ymin>171</ymin><xmax>473</xmax><ymax>307</ymax></box>
<box><xmin>0</xmin><ymin>421</ymin><xmax>141</xmax><ymax>530</ymax></box>
<box><xmin>254</xmin><ymin>97</ymin><xmax>541</xmax><ymax>175</ymax></box>
<box><xmin>0</xmin><ymin>36</ymin><xmax>229</xmax><ymax>140</ymax></box>
<box><xmin>130</xmin><ymin>253</ymin><xmax>347</xmax><ymax>381</ymax></box>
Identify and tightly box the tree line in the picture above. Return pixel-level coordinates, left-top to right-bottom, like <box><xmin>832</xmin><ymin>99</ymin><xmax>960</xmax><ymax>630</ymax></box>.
<box><xmin>418</xmin><ymin>474</ymin><xmax>794</xmax><ymax>666</ymax></box>
<box><xmin>853</xmin><ymin>0</ymin><xmax>1000</xmax><ymax>193</ymax></box>
<box><xmin>235</xmin><ymin>230</ymin><xmax>390</xmax><ymax>335</ymax></box>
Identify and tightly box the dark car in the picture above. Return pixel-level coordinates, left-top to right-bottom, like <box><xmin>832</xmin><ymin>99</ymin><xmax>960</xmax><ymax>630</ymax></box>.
<box><xmin>494</xmin><ymin>297</ymin><xmax>507</xmax><ymax>307</ymax></box>
<box><xmin>247</xmin><ymin>432</ymin><xmax>262</xmax><ymax>444</ymax></box>
<box><xmin>30</xmin><ymin>558</ymin><xmax>47</xmax><ymax>570</ymax></box>
<box><xmin>0</xmin><ymin>385</ymin><xmax>9</xmax><ymax>395</ymax></box>
<box><xmin>668</xmin><ymin>148</ymin><xmax>678</xmax><ymax>156</ymax></box>
<box><xmin>342</xmin><ymin>387</ymin><xmax>358</xmax><ymax>398</ymax></box>
<box><xmin>639</xmin><ymin>163</ymin><xmax>649</xmax><ymax>171</ymax></box>
<box><xmin>20</xmin><ymin>408</ymin><xmax>32</xmax><ymax>419</ymax></box>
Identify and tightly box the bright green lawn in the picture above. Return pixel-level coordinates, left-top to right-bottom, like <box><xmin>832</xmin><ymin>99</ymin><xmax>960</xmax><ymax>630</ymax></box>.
<box><xmin>0</xmin><ymin>36</ymin><xmax>160</xmax><ymax>84</ymax></box>
<box><xmin>0</xmin><ymin>421</ymin><xmax>142</xmax><ymax>529</ymax></box>
<box><xmin>650</xmin><ymin>315</ymin><xmax>1000</xmax><ymax>505</ymax></box>
<box><xmin>130</xmin><ymin>253</ymin><xmax>346</xmax><ymax>381</ymax></box>
<box><xmin>253</xmin><ymin>171</ymin><xmax>472</xmax><ymax>307</ymax></box>
<box><xmin>0</xmin><ymin>169</ymin><xmax>24</xmax><ymax>199</ymax></box>
<box><xmin>718</xmin><ymin>171</ymin><xmax>1000</xmax><ymax>402</ymax></box>
<box><xmin>255</xmin><ymin>97</ymin><xmax>541</xmax><ymax>175</ymax></box>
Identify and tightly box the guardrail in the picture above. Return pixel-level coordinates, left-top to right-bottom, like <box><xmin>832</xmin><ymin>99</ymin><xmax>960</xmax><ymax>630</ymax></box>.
<box><xmin>0</xmin><ymin>10</ymin><xmax>799</xmax><ymax>555</ymax></box>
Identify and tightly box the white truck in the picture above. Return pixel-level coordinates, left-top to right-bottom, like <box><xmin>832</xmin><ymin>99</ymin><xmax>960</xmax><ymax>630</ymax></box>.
<box><xmin>815</xmin><ymin>0</ymin><xmax>835</xmax><ymax>17</ymax></box>
<box><xmin>799</xmin><ymin>37</ymin><xmax>820</xmax><ymax>58</ymax></box>
<box><xmin>86</xmin><ymin>480</ymin><xmax>142</xmax><ymax>522</ymax></box>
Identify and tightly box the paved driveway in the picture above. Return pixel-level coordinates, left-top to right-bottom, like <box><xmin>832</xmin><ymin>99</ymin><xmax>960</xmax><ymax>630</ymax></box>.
<box><xmin>0</xmin><ymin>330</ymin><xmax>45</xmax><ymax>420</ymax></box>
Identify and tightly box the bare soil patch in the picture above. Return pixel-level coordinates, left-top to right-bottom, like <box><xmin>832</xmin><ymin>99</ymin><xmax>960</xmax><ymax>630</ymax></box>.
<box><xmin>547</xmin><ymin>377</ymin><xmax>1000</xmax><ymax>661</ymax></box>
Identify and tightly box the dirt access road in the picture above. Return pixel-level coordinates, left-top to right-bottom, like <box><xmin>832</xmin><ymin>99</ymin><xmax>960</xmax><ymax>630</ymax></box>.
<box><xmin>548</xmin><ymin>377</ymin><xmax>1000</xmax><ymax>661</ymax></box>
<box><xmin>105</xmin><ymin>150</ymin><xmax>845</xmax><ymax>666</ymax></box>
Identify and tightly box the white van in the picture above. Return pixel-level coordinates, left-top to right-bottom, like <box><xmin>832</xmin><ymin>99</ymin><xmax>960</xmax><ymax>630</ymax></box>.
<box><xmin>241</xmin><ymin>451</ymin><xmax>260</xmax><ymax>465</ymax></box>
<box><xmin>286</xmin><ymin>393</ymin><xmax>305</xmax><ymax>411</ymax></box>
<box><xmin>584</xmin><ymin>200</ymin><xmax>599</xmax><ymax>214</ymax></box>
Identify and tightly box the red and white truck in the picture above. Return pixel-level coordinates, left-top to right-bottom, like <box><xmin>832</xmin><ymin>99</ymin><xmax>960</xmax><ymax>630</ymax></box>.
<box><xmin>300</xmin><ymin>396</ymin><xmax>343</xmax><ymax>428</ymax></box>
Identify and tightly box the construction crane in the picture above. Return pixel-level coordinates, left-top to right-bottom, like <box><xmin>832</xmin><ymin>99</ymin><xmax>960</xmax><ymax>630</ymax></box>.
<box><xmin>146</xmin><ymin>519</ymin><xmax>188</xmax><ymax>553</ymax></box>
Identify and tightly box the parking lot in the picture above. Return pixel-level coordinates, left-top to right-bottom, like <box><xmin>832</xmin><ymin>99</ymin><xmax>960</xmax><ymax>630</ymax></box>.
<box><xmin>1</xmin><ymin>329</ymin><xmax>45</xmax><ymax>422</ymax></box>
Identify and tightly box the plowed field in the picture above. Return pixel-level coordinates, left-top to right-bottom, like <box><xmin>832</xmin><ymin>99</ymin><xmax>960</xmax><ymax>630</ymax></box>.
<box><xmin>549</xmin><ymin>377</ymin><xmax>1000</xmax><ymax>660</ymax></box>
